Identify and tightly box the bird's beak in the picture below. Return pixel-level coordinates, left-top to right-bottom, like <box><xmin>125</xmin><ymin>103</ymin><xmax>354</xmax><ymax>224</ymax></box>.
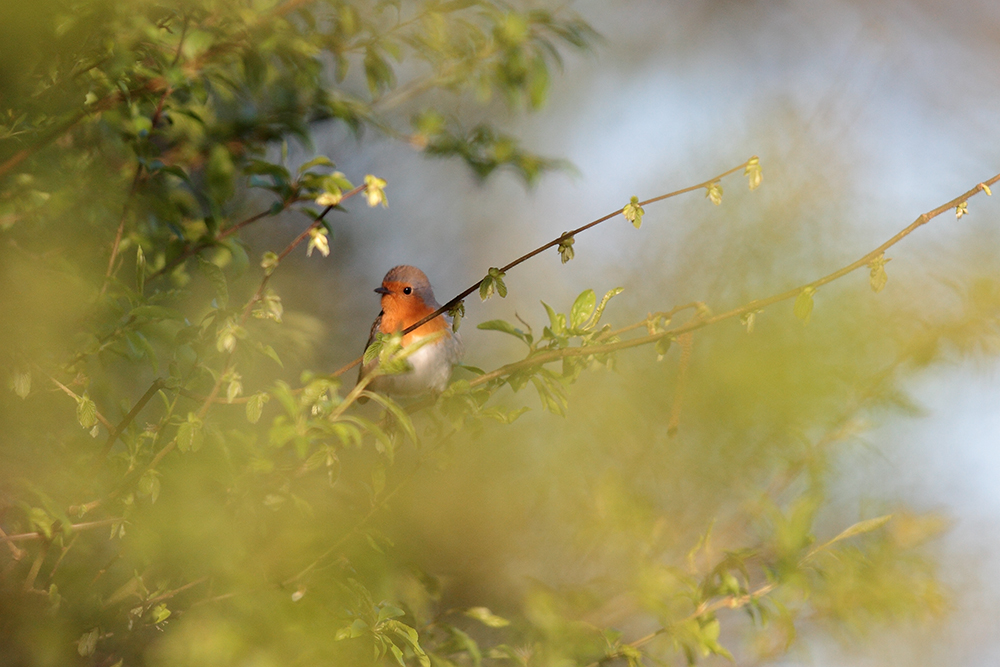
<box><xmin>374</xmin><ymin>286</ymin><xmax>390</xmax><ymax>295</ymax></box>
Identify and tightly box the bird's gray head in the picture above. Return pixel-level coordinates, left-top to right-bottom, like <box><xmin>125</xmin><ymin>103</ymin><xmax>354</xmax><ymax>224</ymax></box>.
<box><xmin>375</xmin><ymin>265</ymin><xmax>438</xmax><ymax>306</ymax></box>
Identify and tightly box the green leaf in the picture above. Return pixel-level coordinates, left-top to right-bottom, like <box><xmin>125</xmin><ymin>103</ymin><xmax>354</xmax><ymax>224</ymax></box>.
<box><xmin>813</xmin><ymin>515</ymin><xmax>893</xmax><ymax>556</ymax></box>
<box><xmin>176</xmin><ymin>413</ymin><xmax>204</xmax><ymax>453</ymax></box>
<box><xmin>136</xmin><ymin>245</ymin><xmax>146</xmax><ymax>294</ymax></box>
<box><xmin>246</xmin><ymin>392</ymin><xmax>269</xmax><ymax>424</ymax></box>
<box><xmin>706</xmin><ymin>181</ymin><xmax>723</xmax><ymax>205</ymax></box>
<box><xmin>10</xmin><ymin>368</ymin><xmax>31</xmax><ymax>398</ymax></box>
<box><xmin>793</xmin><ymin>287</ymin><xmax>816</xmax><ymax>325</ymax></box>
<box><xmin>256</xmin><ymin>343</ymin><xmax>284</xmax><ymax>368</ymax></box>
<box><xmin>557</xmin><ymin>234</ymin><xmax>575</xmax><ymax>263</ymax></box>
<box><xmin>745</xmin><ymin>155</ymin><xmax>763</xmax><ymax>190</ymax></box>
<box><xmin>655</xmin><ymin>336</ymin><xmax>671</xmax><ymax>361</ymax></box>
<box><xmin>449</xmin><ymin>300</ymin><xmax>465</xmax><ymax>332</ymax></box>
<box><xmin>261</xmin><ymin>251</ymin><xmax>280</xmax><ymax>276</ymax></box>
<box><xmin>150</xmin><ymin>603</ymin><xmax>171</xmax><ymax>624</ymax></box>
<box><xmin>307</xmin><ymin>227</ymin><xmax>330</xmax><ymax>257</ymax></box>
<box><xmin>485</xmin><ymin>267</ymin><xmax>508</xmax><ymax>299</ymax></box>
<box><xmin>197</xmin><ymin>257</ymin><xmax>228</xmax><ymax>308</ymax></box>
<box><xmin>592</xmin><ymin>287</ymin><xmax>624</xmax><ymax>328</ymax></box>
<box><xmin>297</xmin><ymin>155</ymin><xmax>336</xmax><ymax>174</ymax></box>
<box><xmin>623</xmin><ymin>196</ymin><xmax>644</xmax><ymax>228</ymax></box>
<box><xmin>389</xmin><ymin>621</ymin><xmax>430</xmax><ymax>667</ymax></box>
<box><xmin>138</xmin><ymin>469</ymin><xmax>161</xmax><ymax>504</ymax></box>
<box><xmin>377</xmin><ymin>604</ymin><xmax>406</xmax><ymax>623</ymax></box>
<box><xmin>477</xmin><ymin>319</ymin><xmax>529</xmax><ymax>343</ymax></box>
<box><xmin>740</xmin><ymin>310</ymin><xmax>762</xmax><ymax>333</ymax></box>
<box><xmin>76</xmin><ymin>393</ymin><xmax>98</xmax><ymax>429</ymax></box>
<box><xmin>464</xmin><ymin>607</ymin><xmax>510</xmax><ymax>627</ymax></box>
<box><xmin>447</xmin><ymin>625</ymin><xmax>482</xmax><ymax>667</ymax></box>
<box><xmin>542</xmin><ymin>300</ymin><xmax>565</xmax><ymax>336</ymax></box>
<box><xmin>358</xmin><ymin>392</ymin><xmax>418</xmax><ymax>446</ymax></box>
<box><xmin>364</xmin><ymin>174</ymin><xmax>388</xmax><ymax>208</ymax></box>
<box><xmin>358</xmin><ymin>344</ymin><xmax>379</xmax><ymax>373</ymax></box>
<box><xmin>77</xmin><ymin>627</ymin><xmax>100</xmax><ymax>657</ymax></box>
<box><xmin>868</xmin><ymin>253</ymin><xmax>890</xmax><ymax>293</ymax></box>
<box><xmin>29</xmin><ymin>507</ymin><xmax>55</xmax><ymax>539</ymax></box>
<box><xmin>569</xmin><ymin>289</ymin><xmax>596</xmax><ymax>329</ymax></box>
<box><xmin>479</xmin><ymin>275</ymin><xmax>494</xmax><ymax>301</ymax></box>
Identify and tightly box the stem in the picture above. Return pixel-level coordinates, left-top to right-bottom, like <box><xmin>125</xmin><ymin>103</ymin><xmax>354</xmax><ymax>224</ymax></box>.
<box><xmin>98</xmin><ymin>163</ymin><xmax>145</xmax><ymax>299</ymax></box>
<box><xmin>99</xmin><ymin>378</ymin><xmax>166</xmax><ymax>459</ymax></box>
<box><xmin>1</xmin><ymin>518</ymin><xmax>121</xmax><ymax>544</ymax></box>
<box><xmin>239</xmin><ymin>185</ymin><xmax>364</xmax><ymax>325</ymax></box>
<box><xmin>467</xmin><ymin>173</ymin><xmax>1000</xmax><ymax>389</ymax></box>
<box><xmin>331</xmin><ymin>160</ymin><xmax>755</xmax><ymax>377</ymax></box>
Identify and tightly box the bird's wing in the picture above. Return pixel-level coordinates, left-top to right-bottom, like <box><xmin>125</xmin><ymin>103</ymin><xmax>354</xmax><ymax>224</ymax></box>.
<box><xmin>358</xmin><ymin>311</ymin><xmax>383</xmax><ymax>385</ymax></box>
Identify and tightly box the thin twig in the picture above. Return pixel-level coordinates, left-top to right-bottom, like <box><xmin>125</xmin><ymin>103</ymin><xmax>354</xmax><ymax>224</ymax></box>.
<box><xmin>144</xmin><ymin>576</ymin><xmax>209</xmax><ymax>606</ymax></box>
<box><xmin>43</xmin><ymin>371</ymin><xmax>114</xmax><ymax>431</ymax></box>
<box><xmin>148</xmin><ymin>202</ymin><xmax>296</xmax><ymax>282</ymax></box>
<box><xmin>331</xmin><ymin>160</ymin><xmax>754</xmax><ymax>377</ymax></box>
<box><xmin>99</xmin><ymin>379</ymin><xmax>166</xmax><ymax>459</ymax></box>
<box><xmin>466</xmin><ymin>174</ymin><xmax>1000</xmax><ymax>389</ymax></box>
<box><xmin>239</xmin><ymin>185</ymin><xmax>365</xmax><ymax>325</ymax></box>
<box><xmin>98</xmin><ymin>163</ymin><xmax>145</xmax><ymax>299</ymax></box>
<box><xmin>1</xmin><ymin>518</ymin><xmax>122</xmax><ymax>543</ymax></box>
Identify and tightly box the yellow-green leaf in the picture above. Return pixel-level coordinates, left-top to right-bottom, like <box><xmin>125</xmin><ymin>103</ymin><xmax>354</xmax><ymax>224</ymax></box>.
<box><xmin>465</xmin><ymin>607</ymin><xmax>510</xmax><ymax>627</ymax></box>
<box><xmin>793</xmin><ymin>287</ymin><xmax>816</xmax><ymax>325</ymax></box>
<box><xmin>623</xmin><ymin>196</ymin><xmax>644</xmax><ymax>228</ymax></box>
<box><xmin>868</xmin><ymin>253</ymin><xmax>890</xmax><ymax>293</ymax></box>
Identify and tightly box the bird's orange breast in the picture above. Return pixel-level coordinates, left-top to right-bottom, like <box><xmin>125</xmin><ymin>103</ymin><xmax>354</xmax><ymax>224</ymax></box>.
<box><xmin>380</xmin><ymin>299</ymin><xmax>449</xmax><ymax>345</ymax></box>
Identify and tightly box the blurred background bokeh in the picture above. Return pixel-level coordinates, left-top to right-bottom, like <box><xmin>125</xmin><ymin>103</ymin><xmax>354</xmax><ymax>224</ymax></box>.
<box><xmin>2</xmin><ymin>1</ymin><xmax>999</xmax><ymax>665</ymax></box>
<box><xmin>277</xmin><ymin>1</ymin><xmax>1000</xmax><ymax>663</ymax></box>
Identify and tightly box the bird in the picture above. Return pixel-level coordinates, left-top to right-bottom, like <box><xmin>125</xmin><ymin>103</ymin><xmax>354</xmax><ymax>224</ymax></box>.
<box><xmin>357</xmin><ymin>265</ymin><xmax>463</xmax><ymax>397</ymax></box>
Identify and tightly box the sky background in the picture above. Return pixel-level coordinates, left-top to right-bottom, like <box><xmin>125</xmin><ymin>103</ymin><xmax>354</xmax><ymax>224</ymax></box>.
<box><xmin>254</xmin><ymin>1</ymin><xmax>1000</xmax><ymax>663</ymax></box>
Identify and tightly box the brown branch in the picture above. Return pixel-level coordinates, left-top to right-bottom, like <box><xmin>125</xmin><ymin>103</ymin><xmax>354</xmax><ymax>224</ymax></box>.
<box><xmin>331</xmin><ymin>160</ymin><xmax>755</xmax><ymax>377</ymax></box>
<box><xmin>588</xmin><ymin>505</ymin><xmax>899</xmax><ymax>667</ymax></box>
<box><xmin>239</xmin><ymin>185</ymin><xmax>365</xmax><ymax>325</ymax></box>
<box><xmin>99</xmin><ymin>378</ymin><xmax>166</xmax><ymax>459</ymax></box>
<box><xmin>0</xmin><ymin>526</ymin><xmax>26</xmax><ymax>560</ymax></box>
<box><xmin>21</xmin><ymin>541</ymin><xmax>49</xmax><ymax>592</ymax></box>
<box><xmin>98</xmin><ymin>163</ymin><xmax>145</xmax><ymax>299</ymax></box>
<box><xmin>148</xmin><ymin>202</ymin><xmax>296</xmax><ymax>282</ymax></box>
<box><xmin>144</xmin><ymin>576</ymin><xmax>209</xmax><ymax>606</ymax></box>
<box><xmin>43</xmin><ymin>372</ymin><xmax>114</xmax><ymax>432</ymax></box>
<box><xmin>1</xmin><ymin>518</ymin><xmax>122</xmax><ymax>544</ymax></box>
<box><xmin>467</xmin><ymin>173</ymin><xmax>1000</xmax><ymax>389</ymax></box>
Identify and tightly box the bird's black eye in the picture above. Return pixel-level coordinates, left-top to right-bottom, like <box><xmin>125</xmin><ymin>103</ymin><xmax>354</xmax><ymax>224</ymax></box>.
<box><xmin>403</xmin><ymin>286</ymin><xmax>412</xmax><ymax>295</ymax></box>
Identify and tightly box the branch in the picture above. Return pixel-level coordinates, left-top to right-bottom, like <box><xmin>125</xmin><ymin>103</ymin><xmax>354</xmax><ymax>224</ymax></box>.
<box><xmin>99</xmin><ymin>378</ymin><xmax>166</xmax><ymax>459</ymax></box>
<box><xmin>589</xmin><ymin>510</ymin><xmax>898</xmax><ymax>666</ymax></box>
<box><xmin>147</xmin><ymin>204</ymin><xmax>289</xmax><ymax>282</ymax></box>
<box><xmin>331</xmin><ymin>159</ymin><xmax>755</xmax><ymax>377</ymax></box>
<box><xmin>468</xmin><ymin>173</ymin><xmax>1000</xmax><ymax>388</ymax></box>
<box><xmin>239</xmin><ymin>184</ymin><xmax>366</xmax><ymax>325</ymax></box>
<box><xmin>43</xmin><ymin>371</ymin><xmax>113</xmax><ymax>432</ymax></box>
<box><xmin>98</xmin><ymin>162</ymin><xmax>145</xmax><ymax>299</ymax></box>
<box><xmin>0</xmin><ymin>518</ymin><xmax>122</xmax><ymax>544</ymax></box>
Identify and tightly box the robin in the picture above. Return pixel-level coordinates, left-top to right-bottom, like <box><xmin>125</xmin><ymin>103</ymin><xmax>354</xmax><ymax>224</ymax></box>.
<box><xmin>358</xmin><ymin>265</ymin><xmax>463</xmax><ymax>397</ymax></box>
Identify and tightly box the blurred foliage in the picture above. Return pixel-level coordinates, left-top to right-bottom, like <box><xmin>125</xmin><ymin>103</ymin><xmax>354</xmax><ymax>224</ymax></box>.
<box><xmin>1</xmin><ymin>1</ymin><xmax>998</xmax><ymax>666</ymax></box>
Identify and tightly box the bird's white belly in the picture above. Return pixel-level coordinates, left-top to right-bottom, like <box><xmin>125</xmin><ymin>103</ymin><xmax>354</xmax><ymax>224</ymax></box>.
<box><xmin>370</xmin><ymin>332</ymin><xmax>462</xmax><ymax>395</ymax></box>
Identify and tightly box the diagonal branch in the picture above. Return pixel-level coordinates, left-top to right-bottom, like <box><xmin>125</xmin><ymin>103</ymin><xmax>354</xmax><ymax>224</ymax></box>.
<box><xmin>99</xmin><ymin>378</ymin><xmax>166</xmax><ymax>459</ymax></box>
<box><xmin>468</xmin><ymin>173</ymin><xmax>1000</xmax><ymax>388</ymax></box>
<box><xmin>331</xmin><ymin>159</ymin><xmax>755</xmax><ymax>377</ymax></box>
